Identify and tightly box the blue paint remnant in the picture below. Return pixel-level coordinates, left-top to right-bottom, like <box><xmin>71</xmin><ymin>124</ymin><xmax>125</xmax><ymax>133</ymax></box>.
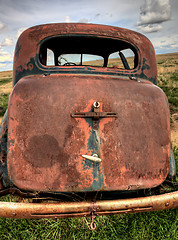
<box><xmin>82</xmin><ymin>118</ymin><xmax>105</xmax><ymax>191</ymax></box>
<box><xmin>142</xmin><ymin>58</ymin><xmax>150</xmax><ymax>71</ymax></box>
<box><xmin>14</xmin><ymin>41</ymin><xmax>21</xmax><ymax>63</ymax></box>
<box><xmin>140</xmin><ymin>58</ymin><xmax>157</xmax><ymax>84</ymax></box>
<box><xmin>14</xmin><ymin>57</ymin><xmax>41</xmax><ymax>86</ymax></box>
<box><xmin>0</xmin><ymin>161</ymin><xmax>12</xmax><ymax>188</ymax></box>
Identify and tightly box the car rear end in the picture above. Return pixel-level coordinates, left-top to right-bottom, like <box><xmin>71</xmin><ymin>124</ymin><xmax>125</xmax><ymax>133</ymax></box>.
<box><xmin>0</xmin><ymin>23</ymin><xmax>177</xmax><ymax>222</ymax></box>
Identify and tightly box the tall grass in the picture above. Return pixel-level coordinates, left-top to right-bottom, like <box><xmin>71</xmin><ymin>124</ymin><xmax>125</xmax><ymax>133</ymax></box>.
<box><xmin>0</xmin><ymin>209</ymin><xmax>177</xmax><ymax>240</ymax></box>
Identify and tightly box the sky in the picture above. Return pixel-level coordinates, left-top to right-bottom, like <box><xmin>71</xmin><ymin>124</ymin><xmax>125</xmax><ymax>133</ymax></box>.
<box><xmin>0</xmin><ymin>0</ymin><xmax>178</xmax><ymax>71</ymax></box>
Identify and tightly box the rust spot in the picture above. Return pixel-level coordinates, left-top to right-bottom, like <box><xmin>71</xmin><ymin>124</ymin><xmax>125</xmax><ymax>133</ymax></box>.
<box><xmin>28</xmin><ymin>63</ymin><xmax>34</xmax><ymax>71</ymax></box>
<box><xmin>23</xmin><ymin>135</ymin><xmax>69</xmax><ymax>168</ymax></box>
<box><xmin>63</xmin><ymin>125</ymin><xmax>74</xmax><ymax>147</ymax></box>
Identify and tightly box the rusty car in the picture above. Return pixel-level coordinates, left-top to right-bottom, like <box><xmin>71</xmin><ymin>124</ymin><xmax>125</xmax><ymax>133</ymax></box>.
<box><xmin>0</xmin><ymin>23</ymin><xmax>177</xmax><ymax>229</ymax></box>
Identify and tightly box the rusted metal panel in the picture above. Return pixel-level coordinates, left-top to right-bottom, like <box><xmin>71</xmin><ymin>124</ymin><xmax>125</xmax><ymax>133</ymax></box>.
<box><xmin>0</xmin><ymin>23</ymin><xmax>175</xmax><ymax>221</ymax></box>
<box><xmin>7</xmin><ymin>74</ymin><xmax>170</xmax><ymax>192</ymax></box>
<box><xmin>0</xmin><ymin>191</ymin><xmax>177</xmax><ymax>219</ymax></box>
<box><xmin>0</xmin><ymin>110</ymin><xmax>8</xmax><ymax>189</ymax></box>
<box><xmin>13</xmin><ymin>23</ymin><xmax>157</xmax><ymax>86</ymax></box>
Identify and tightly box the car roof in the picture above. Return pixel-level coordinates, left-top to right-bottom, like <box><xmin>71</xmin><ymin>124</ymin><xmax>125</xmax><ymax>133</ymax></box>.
<box><xmin>13</xmin><ymin>23</ymin><xmax>157</xmax><ymax>85</ymax></box>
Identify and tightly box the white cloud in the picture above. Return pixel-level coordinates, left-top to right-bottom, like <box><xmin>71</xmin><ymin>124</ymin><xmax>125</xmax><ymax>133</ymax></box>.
<box><xmin>137</xmin><ymin>24</ymin><xmax>163</xmax><ymax>33</ymax></box>
<box><xmin>0</xmin><ymin>48</ymin><xmax>13</xmax><ymax>63</ymax></box>
<box><xmin>137</xmin><ymin>0</ymin><xmax>171</xmax><ymax>33</ymax></box>
<box><xmin>0</xmin><ymin>63</ymin><xmax>7</xmax><ymax>67</ymax></box>
<box><xmin>0</xmin><ymin>38</ymin><xmax>13</xmax><ymax>47</ymax></box>
<box><xmin>0</xmin><ymin>62</ymin><xmax>13</xmax><ymax>71</ymax></box>
<box><xmin>153</xmin><ymin>34</ymin><xmax>178</xmax><ymax>50</ymax></box>
<box><xmin>0</xmin><ymin>21</ymin><xmax>6</xmax><ymax>32</ymax></box>
<box><xmin>65</xmin><ymin>16</ymin><xmax>71</xmax><ymax>23</ymax></box>
<box><xmin>138</xmin><ymin>0</ymin><xmax>171</xmax><ymax>25</ymax></box>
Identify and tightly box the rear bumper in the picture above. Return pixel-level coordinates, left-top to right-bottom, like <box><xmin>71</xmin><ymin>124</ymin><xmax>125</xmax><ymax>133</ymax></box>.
<box><xmin>0</xmin><ymin>191</ymin><xmax>177</xmax><ymax>219</ymax></box>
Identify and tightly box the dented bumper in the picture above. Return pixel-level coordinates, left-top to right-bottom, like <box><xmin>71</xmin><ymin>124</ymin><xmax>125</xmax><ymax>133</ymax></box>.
<box><xmin>0</xmin><ymin>191</ymin><xmax>177</xmax><ymax>219</ymax></box>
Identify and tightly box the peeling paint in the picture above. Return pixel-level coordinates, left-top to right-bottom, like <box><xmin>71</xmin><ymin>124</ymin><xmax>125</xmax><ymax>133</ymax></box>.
<box><xmin>13</xmin><ymin>23</ymin><xmax>157</xmax><ymax>86</ymax></box>
<box><xmin>6</xmin><ymin>74</ymin><xmax>170</xmax><ymax>192</ymax></box>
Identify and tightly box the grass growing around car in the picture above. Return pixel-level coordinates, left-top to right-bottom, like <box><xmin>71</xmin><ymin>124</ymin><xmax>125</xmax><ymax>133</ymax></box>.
<box><xmin>0</xmin><ymin>72</ymin><xmax>12</xmax><ymax>118</ymax></box>
<box><xmin>0</xmin><ymin>53</ymin><xmax>178</xmax><ymax>239</ymax></box>
<box><xmin>0</xmin><ymin>210</ymin><xmax>177</xmax><ymax>239</ymax></box>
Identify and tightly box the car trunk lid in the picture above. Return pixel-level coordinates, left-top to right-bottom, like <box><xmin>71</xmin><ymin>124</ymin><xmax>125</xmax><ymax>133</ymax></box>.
<box><xmin>7</xmin><ymin>74</ymin><xmax>170</xmax><ymax>192</ymax></box>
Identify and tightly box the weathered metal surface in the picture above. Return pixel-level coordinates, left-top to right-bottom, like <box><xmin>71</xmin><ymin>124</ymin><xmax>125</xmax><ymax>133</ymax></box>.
<box><xmin>0</xmin><ymin>191</ymin><xmax>177</xmax><ymax>219</ymax></box>
<box><xmin>7</xmin><ymin>74</ymin><xmax>170</xmax><ymax>192</ymax></box>
<box><xmin>0</xmin><ymin>110</ymin><xmax>10</xmax><ymax>189</ymax></box>
<box><xmin>13</xmin><ymin>23</ymin><xmax>157</xmax><ymax>86</ymax></box>
<box><xmin>0</xmin><ymin>22</ymin><xmax>175</xmax><ymax>220</ymax></box>
<box><xmin>71</xmin><ymin>101</ymin><xmax>117</xmax><ymax>130</ymax></box>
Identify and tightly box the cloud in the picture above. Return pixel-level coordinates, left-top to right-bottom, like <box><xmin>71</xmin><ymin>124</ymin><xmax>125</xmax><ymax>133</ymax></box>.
<box><xmin>0</xmin><ymin>48</ymin><xmax>13</xmax><ymax>63</ymax></box>
<box><xmin>0</xmin><ymin>21</ymin><xmax>6</xmax><ymax>33</ymax></box>
<box><xmin>137</xmin><ymin>24</ymin><xmax>163</xmax><ymax>33</ymax></box>
<box><xmin>153</xmin><ymin>34</ymin><xmax>178</xmax><ymax>50</ymax></box>
<box><xmin>139</xmin><ymin>0</ymin><xmax>171</xmax><ymax>25</ymax></box>
<box><xmin>65</xmin><ymin>16</ymin><xmax>71</xmax><ymax>23</ymax></box>
<box><xmin>0</xmin><ymin>62</ymin><xmax>13</xmax><ymax>71</ymax></box>
<box><xmin>0</xmin><ymin>38</ymin><xmax>13</xmax><ymax>47</ymax></box>
<box><xmin>0</xmin><ymin>47</ymin><xmax>13</xmax><ymax>71</ymax></box>
<box><xmin>0</xmin><ymin>63</ymin><xmax>7</xmax><ymax>68</ymax></box>
<box><xmin>137</xmin><ymin>0</ymin><xmax>171</xmax><ymax>33</ymax></box>
<box><xmin>94</xmin><ymin>13</ymin><xmax>100</xmax><ymax>19</ymax></box>
<box><xmin>78</xmin><ymin>18</ymin><xmax>89</xmax><ymax>23</ymax></box>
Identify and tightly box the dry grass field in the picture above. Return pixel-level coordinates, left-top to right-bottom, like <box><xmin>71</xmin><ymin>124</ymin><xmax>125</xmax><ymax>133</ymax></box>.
<box><xmin>156</xmin><ymin>52</ymin><xmax>178</xmax><ymax>146</ymax></box>
<box><xmin>0</xmin><ymin>70</ymin><xmax>12</xmax><ymax>122</ymax></box>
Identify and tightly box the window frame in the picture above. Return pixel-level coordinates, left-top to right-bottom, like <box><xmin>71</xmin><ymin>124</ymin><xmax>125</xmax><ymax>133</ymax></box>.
<box><xmin>37</xmin><ymin>34</ymin><xmax>141</xmax><ymax>76</ymax></box>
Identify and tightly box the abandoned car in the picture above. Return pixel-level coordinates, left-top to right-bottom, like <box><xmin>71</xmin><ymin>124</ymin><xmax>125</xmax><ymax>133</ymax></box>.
<box><xmin>0</xmin><ymin>23</ymin><xmax>177</xmax><ymax>227</ymax></box>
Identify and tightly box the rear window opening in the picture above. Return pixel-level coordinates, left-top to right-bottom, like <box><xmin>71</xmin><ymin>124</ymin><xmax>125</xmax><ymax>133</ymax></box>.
<box><xmin>40</xmin><ymin>36</ymin><xmax>138</xmax><ymax>70</ymax></box>
<box><xmin>57</xmin><ymin>54</ymin><xmax>104</xmax><ymax>67</ymax></box>
<box><xmin>108</xmin><ymin>49</ymin><xmax>135</xmax><ymax>69</ymax></box>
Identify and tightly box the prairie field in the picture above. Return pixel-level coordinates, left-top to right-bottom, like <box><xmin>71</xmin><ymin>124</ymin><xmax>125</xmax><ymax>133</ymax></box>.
<box><xmin>0</xmin><ymin>53</ymin><xmax>177</xmax><ymax>239</ymax></box>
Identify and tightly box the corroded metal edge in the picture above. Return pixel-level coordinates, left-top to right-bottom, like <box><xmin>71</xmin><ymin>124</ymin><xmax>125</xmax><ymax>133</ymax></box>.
<box><xmin>13</xmin><ymin>23</ymin><xmax>157</xmax><ymax>86</ymax></box>
<box><xmin>0</xmin><ymin>191</ymin><xmax>177</xmax><ymax>219</ymax></box>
